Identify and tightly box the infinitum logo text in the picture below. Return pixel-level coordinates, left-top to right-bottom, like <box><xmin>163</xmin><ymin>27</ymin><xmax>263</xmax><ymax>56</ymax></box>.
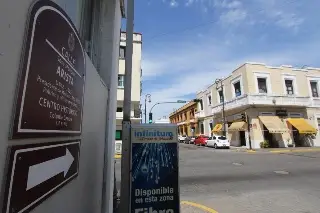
<box><xmin>134</xmin><ymin>130</ymin><xmax>173</xmax><ymax>137</ymax></box>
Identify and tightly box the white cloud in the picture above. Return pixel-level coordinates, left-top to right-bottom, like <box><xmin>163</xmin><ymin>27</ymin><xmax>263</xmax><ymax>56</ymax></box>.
<box><xmin>142</xmin><ymin>35</ymin><xmax>320</xmax><ymax>120</ymax></box>
<box><xmin>219</xmin><ymin>9</ymin><xmax>247</xmax><ymax>25</ymax></box>
<box><xmin>170</xmin><ymin>0</ymin><xmax>179</xmax><ymax>7</ymax></box>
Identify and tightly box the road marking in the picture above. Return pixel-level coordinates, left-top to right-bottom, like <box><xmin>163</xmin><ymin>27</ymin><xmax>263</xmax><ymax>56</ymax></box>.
<box><xmin>232</xmin><ymin>162</ymin><xmax>243</xmax><ymax>166</ymax></box>
<box><xmin>274</xmin><ymin>170</ymin><xmax>289</xmax><ymax>175</ymax></box>
<box><xmin>246</xmin><ymin>150</ymin><xmax>256</xmax><ymax>153</ymax></box>
<box><xmin>181</xmin><ymin>201</ymin><xmax>218</xmax><ymax>213</ymax></box>
<box><xmin>114</xmin><ymin>154</ymin><xmax>121</xmax><ymax>159</ymax></box>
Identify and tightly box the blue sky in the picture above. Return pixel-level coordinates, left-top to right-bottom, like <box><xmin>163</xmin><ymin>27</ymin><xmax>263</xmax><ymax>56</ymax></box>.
<box><xmin>133</xmin><ymin>0</ymin><xmax>320</xmax><ymax>121</ymax></box>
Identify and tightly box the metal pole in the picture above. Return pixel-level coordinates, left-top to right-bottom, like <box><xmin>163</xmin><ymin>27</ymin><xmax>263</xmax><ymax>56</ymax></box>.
<box><xmin>119</xmin><ymin>0</ymin><xmax>134</xmax><ymax>211</ymax></box>
<box><xmin>221</xmin><ymin>81</ymin><xmax>226</xmax><ymax>136</ymax></box>
<box><xmin>144</xmin><ymin>98</ymin><xmax>147</xmax><ymax>123</ymax></box>
<box><xmin>247</xmin><ymin>113</ymin><xmax>252</xmax><ymax>150</ymax></box>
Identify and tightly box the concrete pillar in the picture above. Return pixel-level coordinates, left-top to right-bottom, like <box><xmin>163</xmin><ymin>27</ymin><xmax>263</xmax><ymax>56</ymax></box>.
<box><xmin>99</xmin><ymin>0</ymin><xmax>122</xmax><ymax>212</ymax></box>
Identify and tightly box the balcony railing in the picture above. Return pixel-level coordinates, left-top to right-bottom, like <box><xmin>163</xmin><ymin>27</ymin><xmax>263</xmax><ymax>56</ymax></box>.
<box><xmin>212</xmin><ymin>94</ymin><xmax>314</xmax><ymax>114</ymax></box>
<box><xmin>195</xmin><ymin>111</ymin><xmax>205</xmax><ymax>118</ymax></box>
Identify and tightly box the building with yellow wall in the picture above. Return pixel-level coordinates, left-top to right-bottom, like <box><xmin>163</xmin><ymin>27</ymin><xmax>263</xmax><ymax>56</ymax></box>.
<box><xmin>169</xmin><ymin>102</ymin><xmax>197</xmax><ymax>136</ymax></box>
<box><xmin>195</xmin><ymin>62</ymin><xmax>319</xmax><ymax>149</ymax></box>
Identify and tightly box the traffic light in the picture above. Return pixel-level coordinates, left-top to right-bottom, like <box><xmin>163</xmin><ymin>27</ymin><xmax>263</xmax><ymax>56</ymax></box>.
<box><xmin>241</xmin><ymin>113</ymin><xmax>247</xmax><ymax>122</ymax></box>
<box><xmin>149</xmin><ymin>113</ymin><xmax>153</xmax><ymax>123</ymax></box>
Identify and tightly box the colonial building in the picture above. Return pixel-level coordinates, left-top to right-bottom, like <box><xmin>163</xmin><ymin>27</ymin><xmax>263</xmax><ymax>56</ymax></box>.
<box><xmin>196</xmin><ymin>62</ymin><xmax>320</xmax><ymax>149</ymax></box>
<box><xmin>169</xmin><ymin>102</ymin><xmax>197</xmax><ymax>136</ymax></box>
<box><xmin>115</xmin><ymin>32</ymin><xmax>143</xmax><ymax>143</ymax></box>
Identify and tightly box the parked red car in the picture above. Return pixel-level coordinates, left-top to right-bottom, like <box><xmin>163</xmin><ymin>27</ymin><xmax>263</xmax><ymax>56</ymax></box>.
<box><xmin>194</xmin><ymin>135</ymin><xmax>209</xmax><ymax>146</ymax></box>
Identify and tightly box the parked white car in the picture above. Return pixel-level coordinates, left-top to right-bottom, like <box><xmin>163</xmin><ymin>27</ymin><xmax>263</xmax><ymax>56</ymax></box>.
<box><xmin>206</xmin><ymin>135</ymin><xmax>230</xmax><ymax>149</ymax></box>
<box><xmin>178</xmin><ymin>135</ymin><xmax>187</xmax><ymax>143</ymax></box>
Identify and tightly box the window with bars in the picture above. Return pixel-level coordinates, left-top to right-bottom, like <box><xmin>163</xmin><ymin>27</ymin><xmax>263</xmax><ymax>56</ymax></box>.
<box><xmin>310</xmin><ymin>81</ymin><xmax>319</xmax><ymax>97</ymax></box>
<box><xmin>218</xmin><ymin>90</ymin><xmax>224</xmax><ymax>103</ymax></box>
<box><xmin>234</xmin><ymin>81</ymin><xmax>241</xmax><ymax>97</ymax></box>
<box><xmin>208</xmin><ymin>95</ymin><xmax>212</xmax><ymax>105</ymax></box>
<box><xmin>285</xmin><ymin>79</ymin><xmax>294</xmax><ymax>95</ymax></box>
<box><xmin>257</xmin><ymin>78</ymin><xmax>267</xmax><ymax>93</ymax></box>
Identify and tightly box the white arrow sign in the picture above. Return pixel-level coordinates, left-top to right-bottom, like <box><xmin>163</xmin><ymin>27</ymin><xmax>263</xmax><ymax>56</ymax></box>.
<box><xmin>26</xmin><ymin>148</ymin><xmax>74</xmax><ymax>190</ymax></box>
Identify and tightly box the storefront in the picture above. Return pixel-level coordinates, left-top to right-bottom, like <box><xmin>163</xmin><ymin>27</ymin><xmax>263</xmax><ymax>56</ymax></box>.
<box><xmin>286</xmin><ymin>118</ymin><xmax>317</xmax><ymax>147</ymax></box>
<box><xmin>228</xmin><ymin>121</ymin><xmax>247</xmax><ymax>147</ymax></box>
<box><xmin>212</xmin><ymin>107</ymin><xmax>319</xmax><ymax>149</ymax></box>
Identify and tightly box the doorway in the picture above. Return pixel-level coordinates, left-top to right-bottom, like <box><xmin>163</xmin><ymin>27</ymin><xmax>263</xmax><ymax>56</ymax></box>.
<box><xmin>239</xmin><ymin>131</ymin><xmax>246</xmax><ymax>146</ymax></box>
<box><xmin>292</xmin><ymin>126</ymin><xmax>304</xmax><ymax>147</ymax></box>
<box><xmin>263</xmin><ymin>125</ymin><xmax>277</xmax><ymax>148</ymax></box>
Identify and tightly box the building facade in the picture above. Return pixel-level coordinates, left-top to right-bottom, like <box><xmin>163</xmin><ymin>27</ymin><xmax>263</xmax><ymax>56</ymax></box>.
<box><xmin>196</xmin><ymin>84</ymin><xmax>215</xmax><ymax>135</ymax></box>
<box><xmin>169</xmin><ymin>102</ymin><xmax>197</xmax><ymax>136</ymax></box>
<box><xmin>115</xmin><ymin>32</ymin><xmax>142</xmax><ymax>143</ymax></box>
<box><xmin>154</xmin><ymin>117</ymin><xmax>170</xmax><ymax>124</ymax></box>
<box><xmin>196</xmin><ymin>62</ymin><xmax>320</xmax><ymax>149</ymax></box>
<box><xmin>0</xmin><ymin>0</ymin><xmax>124</xmax><ymax>212</ymax></box>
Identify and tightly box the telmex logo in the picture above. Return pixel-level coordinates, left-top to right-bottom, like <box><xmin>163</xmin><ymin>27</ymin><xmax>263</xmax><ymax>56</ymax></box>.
<box><xmin>134</xmin><ymin>130</ymin><xmax>173</xmax><ymax>137</ymax></box>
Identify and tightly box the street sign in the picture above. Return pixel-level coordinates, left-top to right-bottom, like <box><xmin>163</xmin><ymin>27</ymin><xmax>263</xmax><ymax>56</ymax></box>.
<box><xmin>130</xmin><ymin>124</ymin><xmax>180</xmax><ymax>213</ymax></box>
<box><xmin>177</xmin><ymin>100</ymin><xmax>186</xmax><ymax>103</ymax></box>
<box><xmin>2</xmin><ymin>140</ymin><xmax>80</xmax><ymax>213</ymax></box>
<box><xmin>11</xmin><ymin>0</ymin><xmax>86</xmax><ymax>138</ymax></box>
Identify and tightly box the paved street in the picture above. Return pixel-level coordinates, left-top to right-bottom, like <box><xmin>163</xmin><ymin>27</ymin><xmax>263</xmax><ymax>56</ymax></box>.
<box><xmin>115</xmin><ymin>144</ymin><xmax>320</xmax><ymax>213</ymax></box>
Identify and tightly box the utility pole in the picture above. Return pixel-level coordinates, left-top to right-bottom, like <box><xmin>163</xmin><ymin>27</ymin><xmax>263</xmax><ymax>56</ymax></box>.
<box><xmin>215</xmin><ymin>78</ymin><xmax>226</xmax><ymax>136</ymax></box>
<box><xmin>144</xmin><ymin>94</ymin><xmax>151</xmax><ymax>123</ymax></box>
<box><xmin>119</xmin><ymin>0</ymin><xmax>134</xmax><ymax>211</ymax></box>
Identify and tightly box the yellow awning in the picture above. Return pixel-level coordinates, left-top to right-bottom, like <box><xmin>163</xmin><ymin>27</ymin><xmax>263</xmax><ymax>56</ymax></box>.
<box><xmin>212</xmin><ymin>124</ymin><xmax>223</xmax><ymax>132</ymax></box>
<box><xmin>287</xmin><ymin>118</ymin><xmax>317</xmax><ymax>134</ymax></box>
<box><xmin>258</xmin><ymin>116</ymin><xmax>289</xmax><ymax>133</ymax></box>
<box><xmin>228</xmin><ymin>121</ymin><xmax>247</xmax><ymax>131</ymax></box>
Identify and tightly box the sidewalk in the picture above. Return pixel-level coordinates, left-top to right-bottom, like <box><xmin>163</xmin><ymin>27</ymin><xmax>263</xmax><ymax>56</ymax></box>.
<box><xmin>232</xmin><ymin>146</ymin><xmax>320</xmax><ymax>153</ymax></box>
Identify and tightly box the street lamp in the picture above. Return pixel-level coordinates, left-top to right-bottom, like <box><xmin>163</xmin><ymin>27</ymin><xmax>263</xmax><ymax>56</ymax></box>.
<box><xmin>139</xmin><ymin>104</ymin><xmax>143</xmax><ymax>124</ymax></box>
<box><xmin>215</xmin><ymin>78</ymin><xmax>226</xmax><ymax>136</ymax></box>
<box><xmin>144</xmin><ymin>94</ymin><xmax>151</xmax><ymax>123</ymax></box>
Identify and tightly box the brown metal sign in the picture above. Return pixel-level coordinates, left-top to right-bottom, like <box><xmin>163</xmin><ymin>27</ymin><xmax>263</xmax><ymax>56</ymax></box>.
<box><xmin>11</xmin><ymin>0</ymin><xmax>86</xmax><ymax>138</ymax></box>
<box><xmin>2</xmin><ymin>140</ymin><xmax>81</xmax><ymax>213</ymax></box>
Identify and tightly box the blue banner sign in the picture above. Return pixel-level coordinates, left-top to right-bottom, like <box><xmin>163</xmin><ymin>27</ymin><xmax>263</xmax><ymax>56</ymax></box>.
<box><xmin>130</xmin><ymin>124</ymin><xmax>180</xmax><ymax>213</ymax></box>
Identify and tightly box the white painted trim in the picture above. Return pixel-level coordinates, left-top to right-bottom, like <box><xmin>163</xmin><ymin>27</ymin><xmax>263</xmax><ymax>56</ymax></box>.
<box><xmin>266</xmin><ymin>66</ymin><xmax>283</xmax><ymax>69</ymax></box>
<box><xmin>282</xmin><ymin>75</ymin><xmax>298</xmax><ymax>95</ymax></box>
<box><xmin>254</xmin><ymin>72</ymin><xmax>272</xmax><ymax>94</ymax></box>
<box><xmin>281</xmin><ymin>73</ymin><xmax>296</xmax><ymax>76</ymax></box>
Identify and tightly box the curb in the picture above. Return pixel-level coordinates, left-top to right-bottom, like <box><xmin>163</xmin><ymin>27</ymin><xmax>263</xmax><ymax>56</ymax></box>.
<box><xmin>269</xmin><ymin>148</ymin><xmax>320</xmax><ymax>153</ymax></box>
<box><xmin>181</xmin><ymin>201</ymin><xmax>218</xmax><ymax>213</ymax></box>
